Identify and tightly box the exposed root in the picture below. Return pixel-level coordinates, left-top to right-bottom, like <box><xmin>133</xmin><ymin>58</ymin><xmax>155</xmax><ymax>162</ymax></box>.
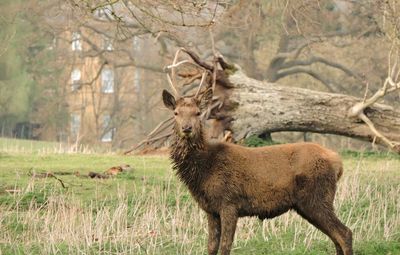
<box><xmin>348</xmin><ymin>56</ymin><xmax>400</xmax><ymax>153</ymax></box>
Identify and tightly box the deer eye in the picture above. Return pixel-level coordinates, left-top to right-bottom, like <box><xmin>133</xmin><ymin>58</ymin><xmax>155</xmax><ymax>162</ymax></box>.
<box><xmin>196</xmin><ymin>111</ymin><xmax>201</xmax><ymax>116</ymax></box>
<box><xmin>174</xmin><ymin>111</ymin><xmax>178</xmax><ymax>116</ymax></box>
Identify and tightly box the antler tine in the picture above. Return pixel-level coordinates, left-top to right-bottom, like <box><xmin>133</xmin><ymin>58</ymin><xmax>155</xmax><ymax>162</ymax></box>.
<box><xmin>165</xmin><ymin>60</ymin><xmax>189</xmax><ymax>69</ymax></box>
<box><xmin>166</xmin><ymin>73</ymin><xmax>179</xmax><ymax>97</ymax></box>
<box><xmin>195</xmin><ymin>71</ymin><xmax>208</xmax><ymax>98</ymax></box>
<box><xmin>172</xmin><ymin>48</ymin><xmax>183</xmax><ymax>65</ymax></box>
<box><xmin>164</xmin><ymin>48</ymin><xmax>185</xmax><ymax>97</ymax></box>
<box><xmin>171</xmin><ymin>48</ymin><xmax>183</xmax><ymax>88</ymax></box>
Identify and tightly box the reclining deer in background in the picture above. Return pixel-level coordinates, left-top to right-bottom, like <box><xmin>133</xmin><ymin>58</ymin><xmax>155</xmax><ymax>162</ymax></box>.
<box><xmin>162</xmin><ymin>82</ymin><xmax>353</xmax><ymax>255</ymax></box>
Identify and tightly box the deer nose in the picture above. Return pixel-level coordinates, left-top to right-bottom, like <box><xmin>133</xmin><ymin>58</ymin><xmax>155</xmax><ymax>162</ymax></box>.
<box><xmin>182</xmin><ymin>125</ymin><xmax>192</xmax><ymax>134</ymax></box>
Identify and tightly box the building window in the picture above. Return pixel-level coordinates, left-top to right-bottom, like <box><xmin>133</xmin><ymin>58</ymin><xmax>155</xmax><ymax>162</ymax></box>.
<box><xmin>132</xmin><ymin>37</ymin><xmax>140</xmax><ymax>52</ymax></box>
<box><xmin>71</xmin><ymin>68</ymin><xmax>81</xmax><ymax>91</ymax></box>
<box><xmin>101</xmin><ymin>68</ymin><xmax>114</xmax><ymax>93</ymax></box>
<box><xmin>103</xmin><ymin>36</ymin><xmax>113</xmax><ymax>51</ymax></box>
<box><xmin>95</xmin><ymin>7</ymin><xmax>113</xmax><ymax>20</ymax></box>
<box><xmin>134</xmin><ymin>68</ymin><xmax>140</xmax><ymax>93</ymax></box>
<box><xmin>49</xmin><ymin>36</ymin><xmax>57</xmax><ymax>50</ymax></box>
<box><xmin>101</xmin><ymin>115</ymin><xmax>113</xmax><ymax>142</ymax></box>
<box><xmin>96</xmin><ymin>8</ymin><xmax>105</xmax><ymax>18</ymax></box>
<box><xmin>72</xmin><ymin>32</ymin><xmax>82</xmax><ymax>51</ymax></box>
<box><xmin>70</xmin><ymin>113</ymin><xmax>81</xmax><ymax>138</ymax></box>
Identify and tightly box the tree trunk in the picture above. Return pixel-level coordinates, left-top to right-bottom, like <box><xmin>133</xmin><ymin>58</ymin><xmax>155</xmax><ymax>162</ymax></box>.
<box><xmin>127</xmin><ymin>52</ymin><xmax>400</xmax><ymax>155</ymax></box>
<box><xmin>223</xmin><ymin>69</ymin><xmax>400</xmax><ymax>151</ymax></box>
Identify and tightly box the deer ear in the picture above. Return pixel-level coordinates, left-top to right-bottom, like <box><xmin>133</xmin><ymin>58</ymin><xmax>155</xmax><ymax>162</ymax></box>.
<box><xmin>197</xmin><ymin>88</ymin><xmax>213</xmax><ymax>110</ymax></box>
<box><xmin>162</xmin><ymin>90</ymin><xmax>176</xmax><ymax>110</ymax></box>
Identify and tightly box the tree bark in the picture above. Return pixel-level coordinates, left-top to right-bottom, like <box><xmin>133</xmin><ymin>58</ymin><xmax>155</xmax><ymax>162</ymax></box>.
<box><xmin>127</xmin><ymin>52</ymin><xmax>400</xmax><ymax>155</ymax></box>
<box><xmin>223</xmin><ymin>69</ymin><xmax>400</xmax><ymax>151</ymax></box>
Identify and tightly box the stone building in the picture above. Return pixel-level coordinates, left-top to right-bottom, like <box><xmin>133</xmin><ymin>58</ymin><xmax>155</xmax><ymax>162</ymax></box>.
<box><xmin>52</xmin><ymin>17</ymin><xmax>165</xmax><ymax>148</ymax></box>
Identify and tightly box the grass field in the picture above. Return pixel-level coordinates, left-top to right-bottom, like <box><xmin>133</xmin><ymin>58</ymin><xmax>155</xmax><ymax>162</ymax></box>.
<box><xmin>0</xmin><ymin>139</ymin><xmax>399</xmax><ymax>254</ymax></box>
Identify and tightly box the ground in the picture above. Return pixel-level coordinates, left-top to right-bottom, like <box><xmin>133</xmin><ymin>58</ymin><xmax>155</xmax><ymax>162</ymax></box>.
<box><xmin>0</xmin><ymin>138</ymin><xmax>399</xmax><ymax>255</ymax></box>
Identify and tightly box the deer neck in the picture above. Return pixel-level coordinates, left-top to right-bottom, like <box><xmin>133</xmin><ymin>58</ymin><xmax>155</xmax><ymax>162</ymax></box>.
<box><xmin>170</xmin><ymin>125</ymin><xmax>208</xmax><ymax>191</ymax></box>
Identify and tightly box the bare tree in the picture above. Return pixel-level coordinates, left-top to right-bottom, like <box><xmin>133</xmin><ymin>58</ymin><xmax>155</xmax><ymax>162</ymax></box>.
<box><xmin>20</xmin><ymin>0</ymin><xmax>399</xmax><ymax>151</ymax></box>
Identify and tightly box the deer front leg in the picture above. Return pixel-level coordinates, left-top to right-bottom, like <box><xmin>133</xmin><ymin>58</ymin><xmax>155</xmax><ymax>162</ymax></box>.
<box><xmin>207</xmin><ymin>213</ymin><xmax>221</xmax><ymax>255</ymax></box>
<box><xmin>219</xmin><ymin>207</ymin><xmax>238</xmax><ymax>255</ymax></box>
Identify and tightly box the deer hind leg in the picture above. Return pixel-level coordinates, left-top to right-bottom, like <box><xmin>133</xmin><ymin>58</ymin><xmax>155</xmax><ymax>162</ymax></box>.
<box><xmin>295</xmin><ymin>203</ymin><xmax>352</xmax><ymax>255</ymax></box>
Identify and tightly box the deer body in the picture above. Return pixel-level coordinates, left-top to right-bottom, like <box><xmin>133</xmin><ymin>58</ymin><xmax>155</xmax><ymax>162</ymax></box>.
<box><xmin>163</xmin><ymin>89</ymin><xmax>353</xmax><ymax>255</ymax></box>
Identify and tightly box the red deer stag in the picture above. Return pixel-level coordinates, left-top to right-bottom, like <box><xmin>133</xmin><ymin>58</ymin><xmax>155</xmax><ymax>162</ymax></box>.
<box><xmin>162</xmin><ymin>84</ymin><xmax>353</xmax><ymax>255</ymax></box>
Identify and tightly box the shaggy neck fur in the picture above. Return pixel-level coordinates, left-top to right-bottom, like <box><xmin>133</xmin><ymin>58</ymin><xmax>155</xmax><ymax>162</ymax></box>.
<box><xmin>170</xmin><ymin>124</ymin><xmax>209</xmax><ymax>194</ymax></box>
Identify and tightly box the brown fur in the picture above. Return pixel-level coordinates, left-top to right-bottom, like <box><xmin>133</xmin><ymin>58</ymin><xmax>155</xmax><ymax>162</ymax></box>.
<box><xmin>163</xmin><ymin>89</ymin><xmax>353</xmax><ymax>255</ymax></box>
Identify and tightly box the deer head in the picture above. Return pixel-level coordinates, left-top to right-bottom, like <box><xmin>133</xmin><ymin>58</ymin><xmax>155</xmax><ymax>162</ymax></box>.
<box><xmin>162</xmin><ymin>88</ymin><xmax>213</xmax><ymax>139</ymax></box>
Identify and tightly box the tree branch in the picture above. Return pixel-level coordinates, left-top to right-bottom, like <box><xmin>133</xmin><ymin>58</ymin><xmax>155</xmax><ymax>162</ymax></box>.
<box><xmin>282</xmin><ymin>56</ymin><xmax>361</xmax><ymax>80</ymax></box>
<box><xmin>275</xmin><ymin>66</ymin><xmax>344</xmax><ymax>92</ymax></box>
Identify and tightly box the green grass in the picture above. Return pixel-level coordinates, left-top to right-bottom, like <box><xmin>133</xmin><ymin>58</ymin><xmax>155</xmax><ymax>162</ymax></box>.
<box><xmin>0</xmin><ymin>139</ymin><xmax>399</xmax><ymax>254</ymax></box>
<box><xmin>0</xmin><ymin>137</ymin><xmax>109</xmax><ymax>154</ymax></box>
<box><xmin>0</xmin><ymin>137</ymin><xmax>60</xmax><ymax>154</ymax></box>
<box><xmin>0</xmin><ymin>153</ymin><xmax>169</xmax><ymax>203</ymax></box>
<box><xmin>340</xmin><ymin>149</ymin><xmax>400</xmax><ymax>160</ymax></box>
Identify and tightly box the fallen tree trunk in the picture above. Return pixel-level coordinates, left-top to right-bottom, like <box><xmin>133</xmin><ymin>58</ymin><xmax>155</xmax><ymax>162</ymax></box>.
<box><xmin>127</xmin><ymin>50</ymin><xmax>400</xmax><ymax>154</ymax></box>
<box><xmin>226</xmin><ymin>69</ymin><xmax>400</xmax><ymax>152</ymax></box>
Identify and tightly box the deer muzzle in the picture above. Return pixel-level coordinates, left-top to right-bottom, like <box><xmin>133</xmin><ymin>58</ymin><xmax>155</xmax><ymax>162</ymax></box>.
<box><xmin>182</xmin><ymin>125</ymin><xmax>193</xmax><ymax>135</ymax></box>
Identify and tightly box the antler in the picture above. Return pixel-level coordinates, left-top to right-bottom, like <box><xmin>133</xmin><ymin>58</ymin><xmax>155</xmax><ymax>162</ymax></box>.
<box><xmin>195</xmin><ymin>70</ymin><xmax>208</xmax><ymax>98</ymax></box>
<box><xmin>166</xmin><ymin>73</ymin><xmax>179</xmax><ymax>97</ymax></box>
<box><xmin>165</xmin><ymin>48</ymin><xmax>213</xmax><ymax>98</ymax></box>
<box><xmin>165</xmin><ymin>48</ymin><xmax>186</xmax><ymax>97</ymax></box>
<box><xmin>125</xmin><ymin>44</ymin><xmax>230</xmax><ymax>154</ymax></box>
